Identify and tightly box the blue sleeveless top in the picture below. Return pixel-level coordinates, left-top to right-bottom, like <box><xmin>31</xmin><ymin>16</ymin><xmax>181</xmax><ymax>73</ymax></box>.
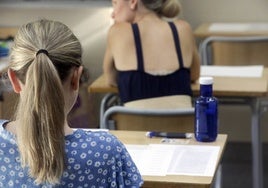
<box><xmin>117</xmin><ymin>22</ymin><xmax>192</xmax><ymax>103</ymax></box>
<box><xmin>0</xmin><ymin>120</ymin><xmax>143</xmax><ymax>187</ymax></box>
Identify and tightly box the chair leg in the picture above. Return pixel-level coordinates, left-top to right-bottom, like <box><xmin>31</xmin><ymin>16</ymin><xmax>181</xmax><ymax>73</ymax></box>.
<box><xmin>100</xmin><ymin>93</ymin><xmax>120</xmax><ymax>129</ymax></box>
<box><xmin>213</xmin><ymin>163</ymin><xmax>222</xmax><ymax>188</ymax></box>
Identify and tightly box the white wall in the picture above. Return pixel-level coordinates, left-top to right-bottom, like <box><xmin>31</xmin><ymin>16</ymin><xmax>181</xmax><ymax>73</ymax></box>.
<box><xmin>1</xmin><ymin>0</ymin><xmax>268</xmax><ymax>141</ymax></box>
<box><xmin>0</xmin><ymin>3</ymin><xmax>112</xmax><ymax>127</ymax></box>
<box><xmin>180</xmin><ymin>0</ymin><xmax>268</xmax><ymax>29</ymax></box>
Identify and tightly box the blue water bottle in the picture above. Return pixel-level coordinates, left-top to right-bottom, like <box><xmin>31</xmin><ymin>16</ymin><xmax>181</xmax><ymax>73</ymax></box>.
<box><xmin>195</xmin><ymin>77</ymin><xmax>218</xmax><ymax>142</ymax></box>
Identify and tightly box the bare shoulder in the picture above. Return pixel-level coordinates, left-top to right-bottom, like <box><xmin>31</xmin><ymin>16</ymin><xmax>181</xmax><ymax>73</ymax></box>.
<box><xmin>173</xmin><ymin>19</ymin><xmax>193</xmax><ymax>33</ymax></box>
<box><xmin>108</xmin><ymin>22</ymin><xmax>133</xmax><ymax>41</ymax></box>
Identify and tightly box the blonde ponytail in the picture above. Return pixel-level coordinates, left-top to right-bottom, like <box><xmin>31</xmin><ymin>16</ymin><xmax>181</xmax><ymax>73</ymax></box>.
<box><xmin>9</xmin><ymin>19</ymin><xmax>82</xmax><ymax>185</ymax></box>
<box><xmin>17</xmin><ymin>54</ymin><xmax>65</xmax><ymax>184</ymax></box>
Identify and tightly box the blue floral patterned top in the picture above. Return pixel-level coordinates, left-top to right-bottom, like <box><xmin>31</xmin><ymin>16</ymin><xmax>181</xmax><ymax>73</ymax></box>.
<box><xmin>0</xmin><ymin>120</ymin><xmax>143</xmax><ymax>188</ymax></box>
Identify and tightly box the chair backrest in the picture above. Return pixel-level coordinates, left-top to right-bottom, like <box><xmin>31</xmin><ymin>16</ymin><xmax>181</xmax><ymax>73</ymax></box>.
<box><xmin>199</xmin><ymin>36</ymin><xmax>268</xmax><ymax>66</ymax></box>
<box><xmin>101</xmin><ymin>95</ymin><xmax>195</xmax><ymax>133</ymax></box>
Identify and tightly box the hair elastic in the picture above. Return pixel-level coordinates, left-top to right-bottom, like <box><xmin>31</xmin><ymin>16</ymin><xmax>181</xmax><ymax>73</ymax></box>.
<box><xmin>36</xmin><ymin>49</ymin><xmax>49</xmax><ymax>56</ymax></box>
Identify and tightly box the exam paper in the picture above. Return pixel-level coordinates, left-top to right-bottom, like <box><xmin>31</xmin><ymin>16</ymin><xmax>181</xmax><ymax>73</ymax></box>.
<box><xmin>126</xmin><ymin>144</ymin><xmax>174</xmax><ymax>176</ymax></box>
<box><xmin>201</xmin><ymin>65</ymin><xmax>263</xmax><ymax>77</ymax></box>
<box><xmin>125</xmin><ymin>144</ymin><xmax>220</xmax><ymax>177</ymax></box>
<box><xmin>167</xmin><ymin>145</ymin><xmax>220</xmax><ymax>176</ymax></box>
<box><xmin>209</xmin><ymin>23</ymin><xmax>268</xmax><ymax>32</ymax></box>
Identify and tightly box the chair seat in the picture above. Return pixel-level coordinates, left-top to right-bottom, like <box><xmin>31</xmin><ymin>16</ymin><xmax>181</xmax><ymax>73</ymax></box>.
<box><xmin>124</xmin><ymin>95</ymin><xmax>192</xmax><ymax>109</ymax></box>
<box><xmin>102</xmin><ymin>95</ymin><xmax>195</xmax><ymax>132</ymax></box>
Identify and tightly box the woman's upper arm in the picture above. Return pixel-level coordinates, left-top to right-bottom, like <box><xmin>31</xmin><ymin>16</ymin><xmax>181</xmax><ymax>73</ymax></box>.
<box><xmin>175</xmin><ymin>20</ymin><xmax>200</xmax><ymax>82</ymax></box>
<box><xmin>190</xmin><ymin>46</ymin><xmax>200</xmax><ymax>82</ymax></box>
<box><xmin>182</xmin><ymin>21</ymin><xmax>200</xmax><ymax>82</ymax></box>
<box><xmin>103</xmin><ymin>26</ymin><xmax>118</xmax><ymax>86</ymax></box>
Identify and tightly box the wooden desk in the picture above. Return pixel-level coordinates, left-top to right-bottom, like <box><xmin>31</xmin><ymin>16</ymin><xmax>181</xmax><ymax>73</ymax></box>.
<box><xmin>88</xmin><ymin>72</ymin><xmax>268</xmax><ymax>98</ymax></box>
<box><xmin>88</xmin><ymin>69</ymin><xmax>268</xmax><ymax>188</ymax></box>
<box><xmin>194</xmin><ymin>23</ymin><xmax>268</xmax><ymax>188</ymax></box>
<box><xmin>111</xmin><ymin>130</ymin><xmax>227</xmax><ymax>188</ymax></box>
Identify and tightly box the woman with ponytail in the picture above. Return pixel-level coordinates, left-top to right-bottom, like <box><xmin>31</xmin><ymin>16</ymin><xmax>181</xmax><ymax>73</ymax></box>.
<box><xmin>103</xmin><ymin>0</ymin><xmax>200</xmax><ymax>103</ymax></box>
<box><xmin>0</xmin><ymin>19</ymin><xmax>143</xmax><ymax>187</ymax></box>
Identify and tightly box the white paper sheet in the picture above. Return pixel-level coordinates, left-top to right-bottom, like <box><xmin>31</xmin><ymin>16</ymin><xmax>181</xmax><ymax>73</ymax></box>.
<box><xmin>201</xmin><ymin>65</ymin><xmax>263</xmax><ymax>77</ymax></box>
<box><xmin>209</xmin><ymin>23</ymin><xmax>268</xmax><ymax>32</ymax></box>
<box><xmin>126</xmin><ymin>144</ymin><xmax>174</xmax><ymax>176</ymax></box>
<box><xmin>167</xmin><ymin>145</ymin><xmax>220</xmax><ymax>176</ymax></box>
<box><xmin>125</xmin><ymin>144</ymin><xmax>220</xmax><ymax>177</ymax></box>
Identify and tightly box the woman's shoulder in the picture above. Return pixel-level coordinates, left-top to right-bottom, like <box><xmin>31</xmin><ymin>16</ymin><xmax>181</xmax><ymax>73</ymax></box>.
<box><xmin>109</xmin><ymin>22</ymin><xmax>132</xmax><ymax>31</ymax></box>
<box><xmin>107</xmin><ymin>23</ymin><xmax>135</xmax><ymax>51</ymax></box>
<box><xmin>71</xmin><ymin>129</ymin><xmax>113</xmax><ymax>138</ymax></box>
<box><xmin>66</xmin><ymin>129</ymin><xmax>128</xmax><ymax>157</ymax></box>
<box><xmin>172</xmin><ymin>19</ymin><xmax>195</xmax><ymax>41</ymax></box>
<box><xmin>69</xmin><ymin>129</ymin><xmax>122</xmax><ymax>146</ymax></box>
<box><xmin>108</xmin><ymin>22</ymin><xmax>133</xmax><ymax>40</ymax></box>
<box><xmin>173</xmin><ymin>19</ymin><xmax>193</xmax><ymax>32</ymax></box>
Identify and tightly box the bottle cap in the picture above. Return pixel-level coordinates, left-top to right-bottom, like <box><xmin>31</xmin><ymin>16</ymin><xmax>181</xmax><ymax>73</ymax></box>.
<box><xmin>199</xmin><ymin>77</ymin><xmax>213</xmax><ymax>85</ymax></box>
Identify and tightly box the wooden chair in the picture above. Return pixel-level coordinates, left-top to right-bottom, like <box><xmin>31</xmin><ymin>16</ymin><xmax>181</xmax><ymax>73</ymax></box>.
<box><xmin>199</xmin><ymin>36</ymin><xmax>268</xmax><ymax>66</ymax></box>
<box><xmin>101</xmin><ymin>95</ymin><xmax>195</xmax><ymax>133</ymax></box>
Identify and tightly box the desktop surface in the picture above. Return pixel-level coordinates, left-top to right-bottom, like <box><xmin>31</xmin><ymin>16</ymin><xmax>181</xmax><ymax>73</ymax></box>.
<box><xmin>111</xmin><ymin>130</ymin><xmax>227</xmax><ymax>188</ymax></box>
<box><xmin>88</xmin><ymin>70</ymin><xmax>268</xmax><ymax>98</ymax></box>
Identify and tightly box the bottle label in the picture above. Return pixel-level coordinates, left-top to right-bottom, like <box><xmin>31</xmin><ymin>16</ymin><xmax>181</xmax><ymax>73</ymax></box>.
<box><xmin>195</xmin><ymin>97</ymin><xmax>218</xmax><ymax>142</ymax></box>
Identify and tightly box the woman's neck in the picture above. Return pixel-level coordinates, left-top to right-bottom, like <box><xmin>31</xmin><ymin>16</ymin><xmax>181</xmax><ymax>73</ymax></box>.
<box><xmin>133</xmin><ymin>9</ymin><xmax>159</xmax><ymax>23</ymax></box>
<box><xmin>64</xmin><ymin>121</ymin><xmax>74</xmax><ymax>135</ymax></box>
<box><xmin>4</xmin><ymin>121</ymin><xmax>17</xmax><ymax>135</ymax></box>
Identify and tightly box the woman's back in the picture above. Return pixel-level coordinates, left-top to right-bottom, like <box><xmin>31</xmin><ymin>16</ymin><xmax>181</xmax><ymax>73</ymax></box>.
<box><xmin>112</xmin><ymin>20</ymin><xmax>194</xmax><ymax>103</ymax></box>
<box><xmin>109</xmin><ymin>19</ymin><xmax>197</xmax><ymax>74</ymax></box>
<box><xmin>103</xmin><ymin>0</ymin><xmax>200</xmax><ymax>103</ymax></box>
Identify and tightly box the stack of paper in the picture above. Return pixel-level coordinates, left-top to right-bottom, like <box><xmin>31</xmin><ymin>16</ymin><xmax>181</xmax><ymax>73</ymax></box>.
<box><xmin>209</xmin><ymin>23</ymin><xmax>268</xmax><ymax>32</ymax></box>
<box><xmin>126</xmin><ymin>144</ymin><xmax>220</xmax><ymax>177</ymax></box>
<box><xmin>201</xmin><ymin>65</ymin><xmax>263</xmax><ymax>77</ymax></box>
